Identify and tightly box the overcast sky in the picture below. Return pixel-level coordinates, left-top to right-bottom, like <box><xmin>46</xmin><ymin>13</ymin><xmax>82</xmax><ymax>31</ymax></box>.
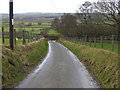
<box><xmin>0</xmin><ymin>0</ymin><xmax>98</xmax><ymax>13</ymax></box>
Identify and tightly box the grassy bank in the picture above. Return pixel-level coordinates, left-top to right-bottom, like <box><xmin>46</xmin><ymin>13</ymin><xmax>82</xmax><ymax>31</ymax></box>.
<box><xmin>58</xmin><ymin>39</ymin><xmax>119</xmax><ymax>88</ymax></box>
<box><xmin>2</xmin><ymin>38</ymin><xmax>48</xmax><ymax>87</ymax></box>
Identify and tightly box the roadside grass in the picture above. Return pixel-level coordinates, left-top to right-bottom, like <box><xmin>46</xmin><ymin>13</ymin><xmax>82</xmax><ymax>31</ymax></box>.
<box><xmin>2</xmin><ymin>38</ymin><xmax>48</xmax><ymax>87</ymax></box>
<box><xmin>58</xmin><ymin>39</ymin><xmax>119</xmax><ymax>88</ymax></box>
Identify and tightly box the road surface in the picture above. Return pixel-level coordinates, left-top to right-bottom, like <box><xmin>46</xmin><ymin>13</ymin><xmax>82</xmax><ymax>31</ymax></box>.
<box><xmin>17</xmin><ymin>41</ymin><xmax>99</xmax><ymax>88</ymax></box>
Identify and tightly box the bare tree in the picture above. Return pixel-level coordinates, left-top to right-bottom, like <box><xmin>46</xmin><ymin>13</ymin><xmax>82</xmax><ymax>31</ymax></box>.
<box><xmin>94</xmin><ymin>0</ymin><xmax>120</xmax><ymax>31</ymax></box>
<box><xmin>76</xmin><ymin>1</ymin><xmax>99</xmax><ymax>41</ymax></box>
<box><xmin>76</xmin><ymin>1</ymin><xmax>93</xmax><ymax>24</ymax></box>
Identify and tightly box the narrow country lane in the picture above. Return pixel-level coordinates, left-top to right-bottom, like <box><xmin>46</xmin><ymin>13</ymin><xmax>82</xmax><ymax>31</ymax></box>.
<box><xmin>17</xmin><ymin>41</ymin><xmax>99</xmax><ymax>88</ymax></box>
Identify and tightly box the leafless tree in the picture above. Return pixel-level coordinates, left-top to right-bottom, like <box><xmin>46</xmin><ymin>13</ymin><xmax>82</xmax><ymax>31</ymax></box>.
<box><xmin>76</xmin><ymin>1</ymin><xmax>93</xmax><ymax>24</ymax></box>
<box><xmin>94</xmin><ymin>0</ymin><xmax>120</xmax><ymax>32</ymax></box>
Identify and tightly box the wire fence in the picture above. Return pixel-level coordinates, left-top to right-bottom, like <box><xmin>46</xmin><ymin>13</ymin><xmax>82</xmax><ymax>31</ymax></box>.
<box><xmin>62</xmin><ymin>35</ymin><xmax>120</xmax><ymax>53</ymax></box>
<box><xmin>0</xmin><ymin>27</ymin><xmax>43</xmax><ymax>45</ymax></box>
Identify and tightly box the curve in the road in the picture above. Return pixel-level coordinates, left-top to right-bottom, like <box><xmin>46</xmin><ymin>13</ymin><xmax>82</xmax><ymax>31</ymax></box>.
<box><xmin>17</xmin><ymin>41</ymin><xmax>99</xmax><ymax>88</ymax></box>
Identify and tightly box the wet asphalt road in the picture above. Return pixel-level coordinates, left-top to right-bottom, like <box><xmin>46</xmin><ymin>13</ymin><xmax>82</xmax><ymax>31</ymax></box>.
<box><xmin>17</xmin><ymin>41</ymin><xmax>98</xmax><ymax>88</ymax></box>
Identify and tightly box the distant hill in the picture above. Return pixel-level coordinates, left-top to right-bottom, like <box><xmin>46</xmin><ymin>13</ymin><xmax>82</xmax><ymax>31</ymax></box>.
<box><xmin>1</xmin><ymin>13</ymin><xmax>63</xmax><ymax>22</ymax></box>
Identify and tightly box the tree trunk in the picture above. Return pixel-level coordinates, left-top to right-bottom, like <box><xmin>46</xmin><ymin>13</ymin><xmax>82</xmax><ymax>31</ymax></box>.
<box><xmin>89</xmin><ymin>39</ymin><xmax>91</xmax><ymax>47</ymax></box>
<box><xmin>23</xmin><ymin>30</ymin><xmax>26</xmax><ymax>44</ymax></box>
<box><xmin>94</xmin><ymin>36</ymin><xmax>96</xmax><ymax>48</ymax></box>
<box><xmin>86</xmin><ymin>36</ymin><xmax>89</xmax><ymax>42</ymax></box>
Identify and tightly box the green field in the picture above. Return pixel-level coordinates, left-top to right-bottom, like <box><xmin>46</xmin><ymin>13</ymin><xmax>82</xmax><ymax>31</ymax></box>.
<box><xmin>82</xmin><ymin>41</ymin><xmax>118</xmax><ymax>53</ymax></box>
<box><xmin>2</xmin><ymin>20</ymin><xmax>51</xmax><ymax>32</ymax></box>
<box><xmin>1</xmin><ymin>38</ymin><xmax>32</xmax><ymax>45</ymax></box>
<box><xmin>2</xmin><ymin>16</ymin><xmax>118</xmax><ymax>53</ymax></box>
<box><xmin>78</xmin><ymin>41</ymin><xmax>118</xmax><ymax>53</ymax></box>
<box><xmin>1</xmin><ymin>20</ymin><xmax>52</xmax><ymax>45</ymax></box>
<box><xmin>63</xmin><ymin>38</ymin><xmax>118</xmax><ymax>53</ymax></box>
<box><xmin>47</xmin><ymin>29</ymin><xmax>60</xmax><ymax>34</ymax></box>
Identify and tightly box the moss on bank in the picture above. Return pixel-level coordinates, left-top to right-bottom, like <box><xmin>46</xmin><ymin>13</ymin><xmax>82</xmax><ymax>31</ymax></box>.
<box><xmin>58</xmin><ymin>39</ymin><xmax>119</xmax><ymax>88</ymax></box>
<box><xmin>2</xmin><ymin>39</ymin><xmax>48</xmax><ymax>87</ymax></box>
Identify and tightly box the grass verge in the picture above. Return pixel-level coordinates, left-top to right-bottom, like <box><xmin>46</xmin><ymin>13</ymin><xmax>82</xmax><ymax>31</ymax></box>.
<box><xmin>58</xmin><ymin>39</ymin><xmax>119</xmax><ymax>88</ymax></box>
<box><xmin>2</xmin><ymin>38</ymin><xmax>48</xmax><ymax>88</ymax></box>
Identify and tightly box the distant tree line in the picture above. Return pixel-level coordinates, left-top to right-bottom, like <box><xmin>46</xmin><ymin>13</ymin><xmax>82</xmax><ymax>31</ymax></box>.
<box><xmin>52</xmin><ymin>0</ymin><xmax>120</xmax><ymax>39</ymax></box>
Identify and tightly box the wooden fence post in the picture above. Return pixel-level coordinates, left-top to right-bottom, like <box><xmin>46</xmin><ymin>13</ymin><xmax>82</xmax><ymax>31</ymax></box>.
<box><xmin>22</xmin><ymin>30</ymin><xmax>25</xmax><ymax>44</ymax></box>
<box><xmin>101</xmin><ymin>36</ymin><xmax>103</xmax><ymax>49</ymax></box>
<box><xmin>94</xmin><ymin>36</ymin><xmax>96</xmax><ymax>48</ymax></box>
<box><xmin>2</xmin><ymin>27</ymin><xmax>4</xmax><ymax>44</ymax></box>
<box><xmin>28</xmin><ymin>32</ymin><xmax>29</xmax><ymax>43</ymax></box>
<box><xmin>30</xmin><ymin>33</ymin><xmax>32</xmax><ymax>42</ymax></box>
<box><xmin>82</xmin><ymin>36</ymin><xmax>84</xmax><ymax>44</ymax></box>
<box><xmin>32</xmin><ymin>33</ymin><xmax>34</xmax><ymax>41</ymax></box>
<box><xmin>112</xmin><ymin>35</ymin><xmax>114</xmax><ymax>51</ymax></box>
<box><xmin>84</xmin><ymin>36</ymin><xmax>86</xmax><ymax>45</ymax></box>
<box><xmin>80</xmin><ymin>37</ymin><xmax>82</xmax><ymax>43</ymax></box>
<box><xmin>14</xmin><ymin>29</ymin><xmax>16</xmax><ymax>45</ymax></box>
<box><xmin>37</xmin><ymin>34</ymin><xmax>39</xmax><ymax>40</ymax></box>
<box><xmin>81</xmin><ymin>37</ymin><xmax>83</xmax><ymax>44</ymax></box>
<box><xmin>35</xmin><ymin>34</ymin><xmax>36</xmax><ymax>41</ymax></box>
<box><xmin>89</xmin><ymin>38</ymin><xmax>91</xmax><ymax>47</ymax></box>
<box><xmin>36</xmin><ymin>34</ymin><xmax>38</xmax><ymax>40</ymax></box>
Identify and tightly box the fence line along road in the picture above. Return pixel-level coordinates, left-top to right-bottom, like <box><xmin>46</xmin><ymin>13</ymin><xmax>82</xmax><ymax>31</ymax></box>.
<box><xmin>63</xmin><ymin>35</ymin><xmax>119</xmax><ymax>52</ymax></box>
<box><xmin>1</xmin><ymin>27</ymin><xmax>43</xmax><ymax>46</ymax></box>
